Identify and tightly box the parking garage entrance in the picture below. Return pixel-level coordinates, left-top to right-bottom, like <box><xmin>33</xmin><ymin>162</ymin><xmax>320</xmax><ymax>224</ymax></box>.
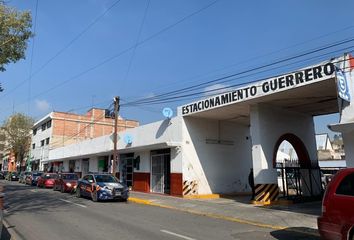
<box><xmin>274</xmin><ymin>134</ymin><xmax>323</xmax><ymax>201</ymax></box>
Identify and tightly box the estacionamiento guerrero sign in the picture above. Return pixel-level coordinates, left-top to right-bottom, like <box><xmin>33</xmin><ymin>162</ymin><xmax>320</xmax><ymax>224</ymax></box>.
<box><xmin>181</xmin><ymin>62</ymin><xmax>336</xmax><ymax>116</ymax></box>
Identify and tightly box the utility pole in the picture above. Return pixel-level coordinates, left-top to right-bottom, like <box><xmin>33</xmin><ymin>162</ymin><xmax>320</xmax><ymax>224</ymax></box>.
<box><xmin>112</xmin><ymin>96</ymin><xmax>120</xmax><ymax>177</ymax></box>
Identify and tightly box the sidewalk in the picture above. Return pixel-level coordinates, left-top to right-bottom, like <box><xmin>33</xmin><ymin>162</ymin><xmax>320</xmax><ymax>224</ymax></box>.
<box><xmin>129</xmin><ymin>191</ymin><xmax>321</xmax><ymax>235</ymax></box>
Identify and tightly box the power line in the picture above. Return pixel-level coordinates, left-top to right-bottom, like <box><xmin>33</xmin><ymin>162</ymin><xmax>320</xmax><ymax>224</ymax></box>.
<box><xmin>0</xmin><ymin>0</ymin><xmax>221</xmax><ymax>113</ymax></box>
<box><xmin>122</xmin><ymin>38</ymin><xmax>354</xmax><ymax>106</ymax></box>
<box><xmin>0</xmin><ymin>0</ymin><xmax>122</xmax><ymax>100</ymax></box>
<box><xmin>28</xmin><ymin>0</ymin><xmax>39</xmax><ymax>114</ymax></box>
<box><xmin>121</xmin><ymin>54</ymin><xmax>354</xmax><ymax>107</ymax></box>
<box><xmin>122</xmin><ymin>0</ymin><xmax>151</xmax><ymax>84</ymax></box>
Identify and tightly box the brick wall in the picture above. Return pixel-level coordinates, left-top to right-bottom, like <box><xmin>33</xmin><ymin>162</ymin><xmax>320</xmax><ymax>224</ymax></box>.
<box><xmin>49</xmin><ymin>108</ymin><xmax>139</xmax><ymax>149</ymax></box>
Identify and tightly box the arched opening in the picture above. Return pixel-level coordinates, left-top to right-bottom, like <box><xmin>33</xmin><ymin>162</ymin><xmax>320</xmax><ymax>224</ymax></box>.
<box><xmin>273</xmin><ymin>133</ymin><xmax>314</xmax><ymax>198</ymax></box>
<box><xmin>273</xmin><ymin>133</ymin><xmax>311</xmax><ymax>168</ymax></box>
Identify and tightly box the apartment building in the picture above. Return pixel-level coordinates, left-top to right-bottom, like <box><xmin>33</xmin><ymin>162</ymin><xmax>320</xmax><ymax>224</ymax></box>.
<box><xmin>30</xmin><ymin>108</ymin><xmax>139</xmax><ymax>172</ymax></box>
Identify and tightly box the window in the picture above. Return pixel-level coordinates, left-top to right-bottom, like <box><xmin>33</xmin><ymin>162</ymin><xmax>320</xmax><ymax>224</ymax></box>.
<box><xmin>33</xmin><ymin>128</ymin><xmax>37</xmax><ymax>135</ymax></box>
<box><xmin>336</xmin><ymin>173</ymin><xmax>354</xmax><ymax>196</ymax></box>
<box><xmin>47</xmin><ymin>120</ymin><xmax>52</xmax><ymax>128</ymax></box>
<box><xmin>46</xmin><ymin>137</ymin><xmax>50</xmax><ymax>145</ymax></box>
<box><xmin>32</xmin><ymin>143</ymin><xmax>35</xmax><ymax>149</ymax></box>
<box><xmin>40</xmin><ymin>140</ymin><xmax>45</xmax><ymax>147</ymax></box>
<box><xmin>41</xmin><ymin>123</ymin><xmax>46</xmax><ymax>131</ymax></box>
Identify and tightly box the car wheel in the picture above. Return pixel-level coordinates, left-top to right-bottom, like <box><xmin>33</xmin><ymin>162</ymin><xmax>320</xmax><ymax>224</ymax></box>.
<box><xmin>76</xmin><ymin>186</ymin><xmax>81</xmax><ymax>198</ymax></box>
<box><xmin>91</xmin><ymin>191</ymin><xmax>98</xmax><ymax>202</ymax></box>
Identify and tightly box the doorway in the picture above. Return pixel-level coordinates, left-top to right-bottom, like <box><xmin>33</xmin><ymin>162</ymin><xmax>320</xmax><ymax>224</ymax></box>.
<box><xmin>120</xmin><ymin>153</ymin><xmax>134</xmax><ymax>188</ymax></box>
<box><xmin>151</xmin><ymin>149</ymin><xmax>170</xmax><ymax>194</ymax></box>
<box><xmin>82</xmin><ymin>159</ymin><xmax>89</xmax><ymax>176</ymax></box>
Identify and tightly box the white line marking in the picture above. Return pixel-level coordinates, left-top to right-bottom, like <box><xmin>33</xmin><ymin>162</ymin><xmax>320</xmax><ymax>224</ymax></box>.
<box><xmin>160</xmin><ymin>230</ymin><xmax>196</xmax><ymax>240</ymax></box>
<box><xmin>59</xmin><ymin>198</ymin><xmax>87</xmax><ymax>208</ymax></box>
<box><xmin>30</xmin><ymin>189</ymin><xmax>38</xmax><ymax>192</ymax></box>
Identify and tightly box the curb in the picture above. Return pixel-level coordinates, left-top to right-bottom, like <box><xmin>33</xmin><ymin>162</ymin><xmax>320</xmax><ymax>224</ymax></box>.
<box><xmin>128</xmin><ymin>197</ymin><xmax>152</xmax><ymax>205</ymax></box>
<box><xmin>128</xmin><ymin>197</ymin><xmax>320</xmax><ymax>237</ymax></box>
<box><xmin>183</xmin><ymin>194</ymin><xmax>220</xmax><ymax>199</ymax></box>
<box><xmin>2</xmin><ymin>219</ymin><xmax>23</xmax><ymax>240</ymax></box>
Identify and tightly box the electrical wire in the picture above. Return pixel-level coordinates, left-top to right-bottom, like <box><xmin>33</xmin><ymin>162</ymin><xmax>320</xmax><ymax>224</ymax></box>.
<box><xmin>0</xmin><ymin>0</ymin><xmax>123</xmax><ymax>100</ymax></box>
<box><xmin>121</xmin><ymin>55</ymin><xmax>354</xmax><ymax>107</ymax></box>
<box><xmin>124</xmin><ymin>37</ymin><xmax>354</xmax><ymax>106</ymax></box>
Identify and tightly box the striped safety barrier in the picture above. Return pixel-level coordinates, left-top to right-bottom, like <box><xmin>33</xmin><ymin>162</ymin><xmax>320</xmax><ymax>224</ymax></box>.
<box><xmin>183</xmin><ymin>180</ymin><xmax>198</xmax><ymax>196</ymax></box>
<box><xmin>254</xmin><ymin>183</ymin><xmax>279</xmax><ymax>203</ymax></box>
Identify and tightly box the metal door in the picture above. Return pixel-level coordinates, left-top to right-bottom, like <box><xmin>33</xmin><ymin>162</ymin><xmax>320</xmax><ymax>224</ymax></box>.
<box><xmin>82</xmin><ymin>159</ymin><xmax>89</xmax><ymax>176</ymax></box>
<box><xmin>151</xmin><ymin>155</ymin><xmax>164</xmax><ymax>193</ymax></box>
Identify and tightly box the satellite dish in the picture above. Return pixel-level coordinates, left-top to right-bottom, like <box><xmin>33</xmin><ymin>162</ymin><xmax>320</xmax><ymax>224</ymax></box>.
<box><xmin>123</xmin><ymin>134</ymin><xmax>133</xmax><ymax>144</ymax></box>
<box><xmin>162</xmin><ymin>107</ymin><xmax>173</xmax><ymax>118</ymax></box>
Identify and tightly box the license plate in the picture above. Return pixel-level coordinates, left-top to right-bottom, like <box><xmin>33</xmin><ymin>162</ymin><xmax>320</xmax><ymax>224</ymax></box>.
<box><xmin>113</xmin><ymin>191</ymin><xmax>121</xmax><ymax>196</ymax></box>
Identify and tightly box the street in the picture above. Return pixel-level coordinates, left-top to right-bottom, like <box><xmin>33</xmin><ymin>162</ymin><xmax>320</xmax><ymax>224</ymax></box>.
<box><xmin>2</xmin><ymin>181</ymin><xmax>319</xmax><ymax>240</ymax></box>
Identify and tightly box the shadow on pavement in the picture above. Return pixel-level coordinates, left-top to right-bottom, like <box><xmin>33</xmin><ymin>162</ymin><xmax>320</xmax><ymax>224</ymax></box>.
<box><xmin>270</xmin><ymin>227</ymin><xmax>320</xmax><ymax>240</ymax></box>
<box><xmin>2</xmin><ymin>182</ymin><xmax>77</xmax><ymax>217</ymax></box>
<box><xmin>1</xmin><ymin>224</ymin><xmax>11</xmax><ymax>240</ymax></box>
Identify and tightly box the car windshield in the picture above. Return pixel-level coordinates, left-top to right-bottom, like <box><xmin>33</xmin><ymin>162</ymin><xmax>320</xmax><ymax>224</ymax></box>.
<box><xmin>62</xmin><ymin>174</ymin><xmax>78</xmax><ymax>180</ymax></box>
<box><xmin>94</xmin><ymin>175</ymin><xmax>118</xmax><ymax>183</ymax></box>
<box><xmin>43</xmin><ymin>174</ymin><xmax>56</xmax><ymax>179</ymax></box>
<box><xmin>33</xmin><ymin>173</ymin><xmax>42</xmax><ymax>177</ymax></box>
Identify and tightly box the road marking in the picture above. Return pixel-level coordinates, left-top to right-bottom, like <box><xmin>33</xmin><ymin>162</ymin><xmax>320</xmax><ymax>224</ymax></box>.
<box><xmin>30</xmin><ymin>189</ymin><xmax>38</xmax><ymax>192</ymax></box>
<box><xmin>59</xmin><ymin>198</ymin><xmax>87</xmax><ymax>208</ymax></box>
<box><xmin>160</xmin><ymin>230</ymin><xmax>196</xmax><ymax>240</ymax></box>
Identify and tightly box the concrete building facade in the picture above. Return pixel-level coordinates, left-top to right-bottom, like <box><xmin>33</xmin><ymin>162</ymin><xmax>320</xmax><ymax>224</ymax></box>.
<box><xmin>47</xmin><ymin>54</ymin><xmax>354</xmax><ymax>203</ymax></box>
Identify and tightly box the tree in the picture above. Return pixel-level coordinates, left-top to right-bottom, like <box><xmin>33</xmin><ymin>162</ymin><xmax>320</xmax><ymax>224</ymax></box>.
<box><xmin>2</xmin><ymin>113</ymin><xmax>34</xmax><ymax>170</ymax></box>
<box><xmin>0</xmin><ymin>3</ymin><xmax>33</xmax><ymax>72</ymax></box>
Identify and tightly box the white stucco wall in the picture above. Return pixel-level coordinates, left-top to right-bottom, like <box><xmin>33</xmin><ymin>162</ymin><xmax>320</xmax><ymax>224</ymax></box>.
<box><xmin>182</xmin><ymin>117</ymin><xmax>252</xmax><ymax>194</ymax></box>
<box><xmin>342</xmin><ymin>131</ymin><xmax>354</xmax><ymax>167</ymax></box>
<box><xmin>133</xmin><ymin>151</ymin><xmax>150</xmax><ymax>173</ymax></box>
<box><xmin>250</xmin><ymin>103</ymin><xmax>318</xmax><ymax>184</ymax></box>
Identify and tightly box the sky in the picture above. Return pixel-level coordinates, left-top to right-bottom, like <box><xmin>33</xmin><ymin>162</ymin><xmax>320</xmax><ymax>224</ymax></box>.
<box><xmin>1</xmin><ymin>0</ymin><xmax>354</xmax><ymax>137</ymax></box>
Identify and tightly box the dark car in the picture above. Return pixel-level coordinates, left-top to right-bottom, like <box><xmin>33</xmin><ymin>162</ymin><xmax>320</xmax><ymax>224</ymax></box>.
<box><xmin>53</xmin><ymin>173</ymin><xmax>78</xmax><ymax>193</ymax></box>
<box><xmin>76</xmin><ymin>173</ymin><xmax>129</xmax><ymax>202</ymax></box>
<box><xmin>37</xmin><ymin>173</ymin><xmax>58</xmax><ymax>188</ymax></box>
<box><xmin>7</xmin><ymin>172</ymin><xmax>19</xmax><ymax>181</ymax></box>
<box><xmin>0</xmin><ymin>171</ymin><xmax>7</xmax><ymax>180</ymax></box>
<box><xmin>25</xmin><ymin>172</ymin><xmax>43</xmax><ymax>186</ymax></box>
<box><xmin>318</xmin><ymin>168</ymin><xmax>354</xmax><ymax>240</ymax></box>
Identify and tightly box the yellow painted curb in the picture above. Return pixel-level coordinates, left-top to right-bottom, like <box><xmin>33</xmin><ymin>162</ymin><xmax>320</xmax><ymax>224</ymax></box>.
<box><xmin>252</xmin><ymin>199</ymin><xmax>293</xmax><ymax>206</ymax></box>
<box><xmin>183</xmin><ymin>194</ymin><xmax>220</xmax><ymax>199</ymax></box>
<box><xmin>128</xmin><ymin>197</ymin><xmax>152</xmax><ymax>205</ymax></box>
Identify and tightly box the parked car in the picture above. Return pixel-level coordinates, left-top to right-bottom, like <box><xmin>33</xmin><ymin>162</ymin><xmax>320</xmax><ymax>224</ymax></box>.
<box><xmin>318</xmin><ymin>168</ymin><xmax>354</xmax><ymax>240</ymax></box>
<box><xmin>76</xmin><ymin>173</ymin><xmax>129</xmax><ymax>202</ymax></box>
<box><xmin>37</xmin><ymin>173</ymin><xmax>58</xmax><ymax>188</ymax></box>
<box><xmin>0</xmin><ymin>171</ymin><xmax>7</xmax><ymax>180</ymax></box>
<box><xmin>19</xmin><ymin>172</ymin><xmax>31</xmax><ymax>183</ymax></box>
<box><xmin>25</xmin><ymin>172</ymin><xmax>43</xmax><ymax>186</ymax></box>
<box><xmin>53</xmin><ymin>173</ymin><xmax>78</xmax><ymax>193</ymax></box>
<box><xmin>6</xmin><ymin>172</ymin><xmax>19</xmax><ymax>181</ymax></box>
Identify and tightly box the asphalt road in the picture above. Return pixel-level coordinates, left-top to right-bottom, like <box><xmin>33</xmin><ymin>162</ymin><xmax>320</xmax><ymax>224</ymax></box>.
<box><xmin>1</xmin><ymin>181</ymin><xmax>319</xmax><ymax>240</ymax></box>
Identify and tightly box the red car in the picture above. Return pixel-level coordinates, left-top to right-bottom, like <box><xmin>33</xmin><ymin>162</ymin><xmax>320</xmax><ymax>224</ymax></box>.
<box><xmin>37</xmin><ymin>173</ymin><xmax>58</xmax><ymax>188</ymax></box>
<box><xmin>318</xmin><ymin>168</ymin><xmax>354</xmax><ymax>240</ymax></box>
<box><xmin>53</xmin><ymin>173</ymin><xmax>78</xmax><ymax>193</ymax></box>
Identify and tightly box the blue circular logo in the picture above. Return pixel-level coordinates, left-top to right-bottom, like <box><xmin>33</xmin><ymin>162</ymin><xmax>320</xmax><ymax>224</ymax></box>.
<box><xmin>162</xmin><ymin>107</ymin><xmax>173</xmax><ymax>118</ymax></box>
<box><xmin>123</xmin><ymin>134</ymin><xmax>133</xmax><ymax>144</ymax></box>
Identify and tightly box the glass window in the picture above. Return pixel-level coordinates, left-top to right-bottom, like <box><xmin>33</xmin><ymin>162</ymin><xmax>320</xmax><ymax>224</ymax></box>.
<box><xmin>41</xmin><ymin>123</ymin><xmax>46</xmax><ymax>131</ymax></box>
<box><xmin>94</xmin><ymin>174</ymin><xmax>118</xmax><ymax>183</ymax></box>
<box><xmin>46</xmin><ymin>137</ymin><xmax>50</xmax><ymax>145</ymax></box>
<box><xmin>32</xmin><ymin>143</ymin><xmax>35</xmax><ymax>149</ymax></box>
<box><xmin>62</xmin><ymin>174</ymin><xmax>78</xmax><ymax>180</ymax></box>
<box><xmin>33</xmin><ymin>128</ymin><xmax>37</xmax><ymax>135</ymax></box>
<box><xmin>40</xmin><ymin>140</ymin><xmax>45</xmax><ymax>147</ymax></box>
<box><xmin>336</xmin><ymin>173</ymin><xmax>354</xmax><ymax>196</ymax></box>
<box><xmin>47</xmin><ymin>120</ymin><xmax>52</xmax><ymax>128</ymax></box>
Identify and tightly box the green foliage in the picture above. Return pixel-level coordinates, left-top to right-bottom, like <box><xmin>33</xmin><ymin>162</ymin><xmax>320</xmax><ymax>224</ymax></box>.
<box><xmin>0</xmin><ymin>3</ymin><xmax>33</xmax><ymax>72</ymax></box>
<box><xmin>2</xmin><ymin>113</ymin><xmax>34</xmax><ymax>163</ymax></box>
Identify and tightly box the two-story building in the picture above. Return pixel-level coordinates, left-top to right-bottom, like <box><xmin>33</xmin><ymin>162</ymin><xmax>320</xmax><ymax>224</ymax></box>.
<box><xmin>30</xmin><ymin>108</ymin><xmax>139</xmax><ymax>174</ymax></box>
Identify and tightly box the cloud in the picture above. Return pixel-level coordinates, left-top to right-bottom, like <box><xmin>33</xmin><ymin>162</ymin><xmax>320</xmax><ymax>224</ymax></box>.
<box><xmin>35</xmin><ymin>99</ymin><xmax>51</xmax><ymax>112</ymax></box>
<box><xmin>203</xmin><ymin>84</ymin><xmax>231</xmax><ymax>96</ymax></box>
